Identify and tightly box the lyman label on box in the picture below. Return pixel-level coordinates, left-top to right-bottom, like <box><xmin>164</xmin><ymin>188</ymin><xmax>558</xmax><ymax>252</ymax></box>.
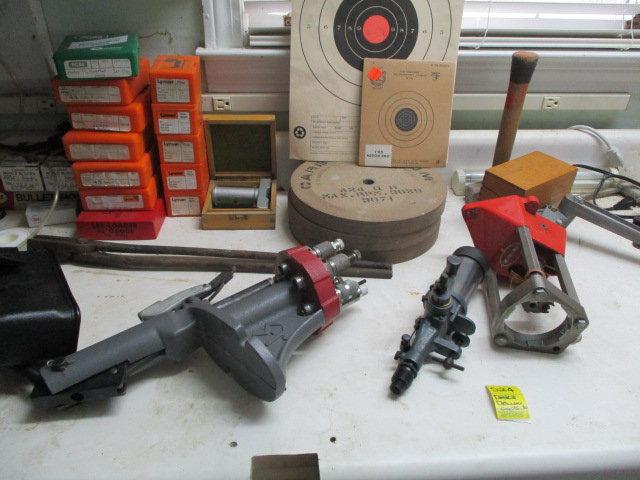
<box><xmin>155</xmin><ymin>79</ymin><xmax>190</xmax><ymax>103</ymax></box>
<box><xmin>58</xmin><ymin>85</ymin><xmax>122</xmax><ymax>104</ymax></box>
<box><xmin>0</xmin><ymin>164</ymin><xmax>44</xmax><ymax>192</ymax></box>
<box><xmin>364</xmin><ymin>144</ymin><xmax>393</xmax><ymax>167</ymax></box>
<box><xmin>170</xmin><ymin>196</ymin><xmax>200</xmax><ymax>215</ymax></box>
<box><xmin>86</xmin><ymin>194</ymin><xmax>143</xmax><ymax>210</ymax></box>
<box><xmin>158</xmin><ymin>112</ymin><xmax>191</xmax><ymax>134</ymax></box>
<box><xmin>162</xmin><ymin>141</ymin><xmax>194</xmax><ymax>163</ymax></box>
<box><xmin>80</xmin><ymin>171</ymin><xmax>141</xmax><ymax>188</ymax></box>
<box><xmin>71</xmin><ymin>113</ymin><xmax>132</xmax><ymax>132</ymax></box>
<box><xmin>167</xmin><ymin>170</ymin><xmax>197</xmax><ymax>190</ymax></box>
<box><xmin>69</xmin><ymin>143</ymin><xmax>130</xmax><ymax>161</ymax></box>
<box><xmin>63</xmin><ymin>58</ymin><xmax>132</xmax><ymax>79</ymax></box>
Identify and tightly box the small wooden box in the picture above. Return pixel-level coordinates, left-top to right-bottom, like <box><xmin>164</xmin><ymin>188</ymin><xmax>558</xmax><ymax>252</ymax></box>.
<box><xmin>201</xmin><ymin>114</ymin><xmax>277</xmax><ymax>230</ymax></box>
<box><xmin>480</xmin><ymin>151</ymin><xmax>578</xmax><ymax>207</ymax></box>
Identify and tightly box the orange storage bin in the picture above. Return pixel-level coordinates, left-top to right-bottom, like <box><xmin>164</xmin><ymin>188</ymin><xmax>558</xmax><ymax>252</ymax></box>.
<box><xmin>80</xmin><ymin>176</ymin><xmax>159</xmax><ymax>211</ymax></box>
<box><xmin>63</xmin><ymin>129</ymin><xmax>152</xmax><ymax>162</ymax></box>
<box><xmin>72</xmin><ymin>151</ymin><xmax>156</xmax><ymax>189</ymax></box>
<box><xmin>151</xmin><ymin>102</ymin><xmax>201</xmax><ymax>136</ymax></box>
<box><xmin>66</xmin><ymin>89</ymin><xmax>151</xmax><ymax>132</ymax></box>
<box><xmin>160</xmin><ymin>161</ymin><xmax>209</xmax><ymax>195</ymax></box>
<box><xmin>150</xmin><ymin>55</ymin><xmax>201</xmax><ymax>104</ymax></box>
<box><xmin>165</xmin><ymin>188</ymin><xmax>207</xmax><ymax>217</ymax></box>
<box><xmin>52</xmin><ymin>58</ymin><xmax>150</xmax><ymax>106</ymax></box>
<box><xmin>157</xmin><ymin>126</ymin><xmax>206</xmax><ymax>164</ymax></box>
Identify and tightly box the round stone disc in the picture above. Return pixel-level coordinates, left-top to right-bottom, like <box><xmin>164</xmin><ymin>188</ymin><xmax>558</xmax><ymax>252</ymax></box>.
<box><xmin>288</xmin><ymin>203</ymin><xmax>440</xmax><ymax>264</ymax></box>
<box><xmin>289</xmin><ymin>162</ymin><xmax>446</xmax><ymax>236</ymax></box>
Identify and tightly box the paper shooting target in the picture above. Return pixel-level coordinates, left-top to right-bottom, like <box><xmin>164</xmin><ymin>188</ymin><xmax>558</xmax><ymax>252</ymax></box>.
<box><xmin>378</xmin><ymin>91</ymin><xmax>434</xmax><ymax>148</ymax></box>
<box><xmin>297</xmin><ymin>0</ymin><xmax>456</xmax><ymax>105</ymax></box>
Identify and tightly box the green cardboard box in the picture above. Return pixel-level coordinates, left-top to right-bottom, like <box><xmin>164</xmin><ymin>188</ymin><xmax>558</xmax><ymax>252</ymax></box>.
<box><xmin>53</xmin><ymin>34</ymin><xmax>139</xmax><ymax>80</ymax></box>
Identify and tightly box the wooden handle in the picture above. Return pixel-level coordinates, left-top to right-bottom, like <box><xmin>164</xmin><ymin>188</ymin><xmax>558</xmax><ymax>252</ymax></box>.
<box><xmin>492</xmin><ymin>51</ymin><xmax>539</xmax><ymax>166</ymax></box>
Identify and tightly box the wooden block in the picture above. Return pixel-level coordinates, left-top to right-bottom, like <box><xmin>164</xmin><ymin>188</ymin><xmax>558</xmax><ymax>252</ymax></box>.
<box><xmin>481</xmin><ymin>151</ymin><xmax>577</xmax><ymax>207</ymax></box>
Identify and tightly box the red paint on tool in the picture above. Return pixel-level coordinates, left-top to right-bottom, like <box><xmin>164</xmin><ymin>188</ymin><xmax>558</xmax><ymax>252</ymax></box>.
<box><xmin>278</xmin><ymin>246</ymin><xmax>341</xmax><ymax>331</ymax></box>
<box><xmin>363</xmin><ymin>15</ymin><xmax>391</xmax><ymax>44</ymax></box>
<box><xmin>462</xmin><ymin>195</ymin><xmax>567</xmax><ymax>278</ymax></box>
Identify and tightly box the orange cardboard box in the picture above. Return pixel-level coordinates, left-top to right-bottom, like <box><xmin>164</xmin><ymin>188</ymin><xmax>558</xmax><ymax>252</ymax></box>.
<box><xmin>151</xmin><ymin>102</ymin><xmax>201</xmax><ymax>136</ymax></box>
<box><xmin>52</xmin><ymin>58</ymin><xmax>150</xmax><ymax>106</ymax></box>
<box><xmin>63</xmin><ymin>129</ymin><xmax>152</xmax><ymax>162</ymax></box>
<box><xmin>160</xmin><ymin>161</ymin><xmax>209</xmax><ymax>194</ymax></box>
<box><xmin>150</xmin><ymin>55</ymin><xmax>201</xmax><ymax>104</ymax></box>
<box><xmin>157</xmin><ymin>126</ymin><xmax>206</xmax><ymax>164</ymax></box>
<box><xmin>164</xmin><ymin>188</ymin><xmax>207</xmax><ymax>217</ymax></box>
<box><xmin>80</xmin><ymin>175</ymin><xmax>159</xmax><ymax>211</ymax></box>
<box><xmin>66</xmin><ymin>88</ymin><xmax>151</xmax><ymax>132</ymax></box>
<box><xmin>72</xmin><ymin>151</ymin><xmax>156</xmax><ymax>189</ymax></box>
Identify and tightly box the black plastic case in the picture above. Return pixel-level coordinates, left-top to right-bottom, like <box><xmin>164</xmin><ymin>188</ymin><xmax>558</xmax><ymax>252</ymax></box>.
<box><xmin>0</xmin><ymin>248</ymin><xmax>81</xmax><ymax>367</ymax></box>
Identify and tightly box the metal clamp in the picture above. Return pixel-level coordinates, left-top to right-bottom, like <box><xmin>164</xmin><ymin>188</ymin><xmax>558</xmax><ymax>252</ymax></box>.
<box><xmin>484</xmin><ymin>227</ymin><xmax>589</xmax><ymax>353</ymax></box>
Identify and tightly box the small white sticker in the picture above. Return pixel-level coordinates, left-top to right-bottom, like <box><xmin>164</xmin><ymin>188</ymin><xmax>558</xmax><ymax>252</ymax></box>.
<box><xmin>167</xmin><ymin>170</ymin><xmax>197</xmax><ymax>191</ymax></box>
<box><xmin>364</xmin><ymin>144</ymin><xmax>393</xmax><ymax>167</ymax></box>
<box><xmin>63</xmin><ymin>58</ymin><xmax>132</xmax><ymax>79</ymax></box>
<box><xmin>58</xmin><ymin>86</ymin><xmax>122</xmax><ymax>104</ymax></box>
<box><xmin>85</xmin><ymin>194</ymin><xmax>144</xmax><ymax>210</ymax></box>
<box><xmin>162</xmin><ymin>141</ymin><xmax>195</xmax><ymax>163</ymax></box>
<box><xmin>68</xmin><ymin>35</ymin><xmax>129</xmax><ymax>49</ymax></box>
<box><xmin>80</xmin><ymin>171</ymin><xmax>140</xmax><ymax>188</ymax></box>
<box><xmin>71</xmin><ymin>113</ymin><xmax>132</xmax><ymax>132</ymax></box>
<box><xmin>158</xmin><ymin>111</ymin><xmax>191</xmax><ymax>134</ymax></box>
<box><xmin>170</xmin><ymin>196</ymin><xmax>201</xmax><ymax>216</ymax></box>
<box><xmin>69</xmin><ymin>143</ymin><xmax>130</xmax><ymax>161</ymax></box>
<box><xmin>40</xmin><ymin>164</ymin><xmax>77</xmax><ymax>191</ymax></box>
<box><xmin>0</xmin><ymin>165</ymin><xmax>44</xmax><ymax>192</ymax></box>
<box><xmin>155</xmin><ymin>79</ymin><xmax>190</xmax><ymax>103</ymax></box>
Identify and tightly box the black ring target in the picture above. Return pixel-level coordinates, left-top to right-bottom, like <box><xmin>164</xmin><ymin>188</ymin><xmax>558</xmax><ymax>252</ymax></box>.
<box><xmin>333</xmin><ymin>0</ymin><xmax>420</xmax><ymax>71</ymax></box>
<box><xmin>395</xmin><ymin>108</ymin><xmax>419</xmax><ymax>132</ymax></box>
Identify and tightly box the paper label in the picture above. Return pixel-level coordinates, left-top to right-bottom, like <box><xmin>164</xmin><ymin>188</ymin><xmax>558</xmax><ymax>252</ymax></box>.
<box><xmin>63</xmin><ymin>58</ymin><xmax>132</xmax><ymax>79</ymax></box>
<box><xmin>167</xmin><ymin>170</ymin><xmax>197</xmax><ymax>191</ymax></box>
<box><xmin>162</xmin><ymin>140</ymin><xmax>195</xmax><ymax>163</ymax></box>
<box><xmin>155</xmin><ymin>79</ymin><xmax>190</xmax><ymax>103</ymax></box>
<box><xmin>80</xmin><ymin>171</ymin><xmax>140</xmax><ymax>188</ymax></box>
<box><xmin>310</xmin><ymin>115</ymin><xmax>359</xmax><ymax>155</ymax></box>
<box><xmin>71</xmin><ymin>112</ymin><xmax>132</xmax><ymax>132</ymax></box>
<box><xmin>40</xmin><ymin>164</ymin><xmax>77</xmax><ymax>191</ymax></box>
<box><xmin>68</xmin><ymin>35</ymin><xmax>129</xmax><ymax>49</ymax></box>
<box><xmin>364</xmin><ymin>144</ymin><xmax>393</xmax><ymax>167</ymax></box>
<box><xmin>85</xmin><ymin>194</ymin><xmax>144</xmax><ymax>210</ymax></box>
<box><xmin>58</xmin><ymin>85</ymin><xmax>122</xmax><ymax>104</ymax></box>
<box><xmin>170</xmin><ymin>196</ymin><xmax>201</xmax><ymax>216</ymax></box>
<box><xmin>158</xmin><ymin>111</ymin><xmax>191</xmax><ymax>134</ymax></box>
<box><xmin>69</xmin><ymin>143</ymin><xmax>130</xmax><ymax>161</ymax></box>
<box><xmin>0</xmin><ymin>165</ymin><xmax>44</xmax><ymax>192</ymax></box>
<box><xmin>486</xmin><ymin>385</ymin><xmax>531</xmax><ymax>422</ymax></box>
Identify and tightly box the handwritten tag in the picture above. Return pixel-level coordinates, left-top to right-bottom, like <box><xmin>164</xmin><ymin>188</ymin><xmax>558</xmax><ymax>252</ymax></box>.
<box><xmin>486</xmin><ymin>385</ymin><xmax>531</xmax><ymax>422</ymax></box>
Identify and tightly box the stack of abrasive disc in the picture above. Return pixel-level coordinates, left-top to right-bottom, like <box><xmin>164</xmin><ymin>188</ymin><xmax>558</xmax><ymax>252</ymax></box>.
<box><xmin>288</xmin><ymin>162</ymin><xmax>447</xmax><ymax>263</ymax></box>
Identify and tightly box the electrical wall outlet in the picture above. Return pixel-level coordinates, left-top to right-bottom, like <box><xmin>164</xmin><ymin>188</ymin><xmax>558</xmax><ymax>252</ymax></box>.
<box><xmin>213</xmin><ymin>96</ymin><xmax>232</xmax><ymax>111</ymax></box>
<box><xmin>542</xmin><ymin>96</ymin><xmax>561</xmax><ymax>110</ymax></box>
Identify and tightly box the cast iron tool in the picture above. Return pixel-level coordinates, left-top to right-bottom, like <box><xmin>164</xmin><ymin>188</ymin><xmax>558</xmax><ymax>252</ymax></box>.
<box><xmin>31</xmin><ymin>239</ymin><xmax>368</xmax><ymax>409</ymax></box>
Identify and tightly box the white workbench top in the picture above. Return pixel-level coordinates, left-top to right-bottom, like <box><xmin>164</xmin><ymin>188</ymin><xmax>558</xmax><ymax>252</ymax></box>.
<box><xmin>1</xmin><ymin>192</ymin><xmax>639</xmax><ymax>480</ymax></box>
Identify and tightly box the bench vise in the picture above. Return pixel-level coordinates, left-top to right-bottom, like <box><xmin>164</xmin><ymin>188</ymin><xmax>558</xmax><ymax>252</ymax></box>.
<box><xmin>31</xmin><ymin>239</ymin><xmax>367</xmax><ymax>409</ymax></box>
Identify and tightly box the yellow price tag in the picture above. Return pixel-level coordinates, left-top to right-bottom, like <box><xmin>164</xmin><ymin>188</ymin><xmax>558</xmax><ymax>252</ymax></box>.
<box><xmin>486</xmin><ymin>385</ymin><xmax>531</xmax><ymax>422</ymax></box>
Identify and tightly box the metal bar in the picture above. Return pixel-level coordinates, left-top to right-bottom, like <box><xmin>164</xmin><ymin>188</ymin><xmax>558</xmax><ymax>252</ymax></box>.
<box><xmin>516</xmin><ymin>226</ymin><xmax>543</xmax><ymax>273</ymax></box>
<box><xmin>559</xmin><ymin>194</ymin><xmax>640</xmax><ymax>245</ymax></box>
<box><xmin>554</xmin><ymin>253</ymin><xmax>580</xmax><ymax>302</ymax></box>
<box><xmin>29</xmin><ymin>236</ymin><xmax>390</xmax><ymax>272</ymax></box>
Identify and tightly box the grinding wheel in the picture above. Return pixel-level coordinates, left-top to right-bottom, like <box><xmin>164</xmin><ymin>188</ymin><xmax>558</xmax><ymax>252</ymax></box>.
<box><xmin>288</xmin><ymin>203</ymin><xmax>440</xmax><ymax>264</ymax></box>
<box><xmin>289</xmin><ymin>162</ymin><xmax>446</xmax><ymax>236</ymax></box>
